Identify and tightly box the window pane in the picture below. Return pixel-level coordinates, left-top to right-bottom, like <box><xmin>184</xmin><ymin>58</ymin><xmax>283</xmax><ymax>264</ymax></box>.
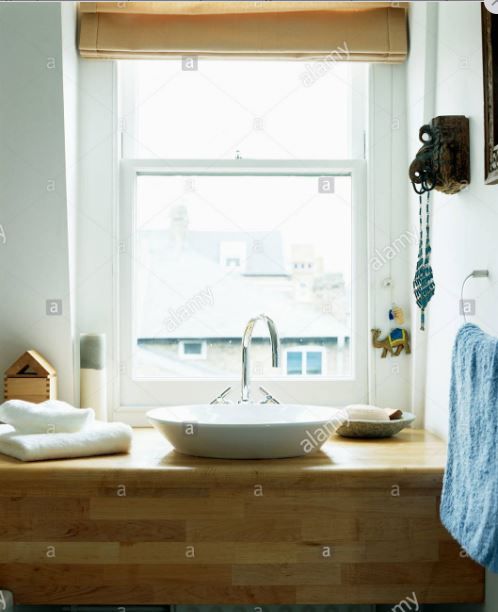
<box><xmin>133</xmin><ymin>174</ymin><xmax>352</xmax><ymax>379</ymax></box>
<box><xmin>306</xmin><ymin>351</ymin><xmax>323</xmax><ymax>375</ymax></box>
<box><xmin>287</xmin><ymin>352</ymin><xmax>303</xmax><ymax>376</ymax></box>
<box><xmin>121</xmin><ymin>60</ymin><xmax>357</xmax><ymax>159</ymax></box>
<box><xmin>183</xmin><ymin>342</ymin><xmax>203</xmax><ymax>355</ymax></box>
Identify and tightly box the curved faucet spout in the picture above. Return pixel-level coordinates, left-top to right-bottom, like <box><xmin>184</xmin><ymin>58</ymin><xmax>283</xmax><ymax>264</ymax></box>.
<box><xmin>241</xmin><ymin>314</ymin><xmax>280</xmax><ymax>403</ymax></box>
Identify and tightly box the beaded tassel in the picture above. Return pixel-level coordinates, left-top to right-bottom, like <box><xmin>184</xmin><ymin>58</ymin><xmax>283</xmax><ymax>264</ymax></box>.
<box><xmin>413</xmin><ymin>192</ymin><xmax>435</xmax><ymax>330</ymax></box>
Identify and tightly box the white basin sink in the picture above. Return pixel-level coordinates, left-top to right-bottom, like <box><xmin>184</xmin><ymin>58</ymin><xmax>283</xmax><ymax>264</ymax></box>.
<box><xmin>147</xmin><ymin>404</ymin><xmax>346</xmax><ymax>459</ymax></box>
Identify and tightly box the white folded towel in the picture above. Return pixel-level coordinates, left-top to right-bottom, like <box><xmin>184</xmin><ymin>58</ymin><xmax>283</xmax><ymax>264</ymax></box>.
<box><xmin>0</xmin><ymin>421</ymin><xmax>132</xmax><ymax>462</ymax></box>
<box><xmin>0</xmin><ymin>399</ymin><xmax>94</xmax><ymax>434</ymax></box>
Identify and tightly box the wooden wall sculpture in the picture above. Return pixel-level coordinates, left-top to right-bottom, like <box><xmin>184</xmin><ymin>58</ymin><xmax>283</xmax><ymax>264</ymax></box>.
<box><xmin>409</xmin><ymin>116</ymin><xmax>470</xmax><ymax>195</ymax></box>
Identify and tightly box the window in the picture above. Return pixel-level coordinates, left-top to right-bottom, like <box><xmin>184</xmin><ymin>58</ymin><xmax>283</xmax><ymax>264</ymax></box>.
<box><xmin>286</xmin><ymin>347</ymin><xmax>326</xmax><ymax>376</ymax></box>
<box><xmin>118</xmin><ymin>59</ymin><xmax>368</xmax><ymax>411</ymax></box>
<box><xmin>220</xmin><ymin>241</ymin><xmax>246</xmax><ymax>270</ymax></box>
<box><xmin>287</xmin><ymin>351</ymin><xmax>303</xmax><ymax>376</ymax></box>
<box><xmin>129</xmin><ymin>171</ymin><xmax>355</xmax><ymax>382</ymax></box>
<box><xmin>179</xmin><ymin>341</ymin><xmax>207</xmax><ymax>360</ymax></box>
<box><xmin>307</xmin><ymin>351</ymin><xmax>323</xmax><ymax>375</ymax></box>
<box><xmin>226</xmin><ymin>258</ymin><xmax>240</xmax><ymax>268</ymax></box>
<box><xmin>120</xmin><ymin>60</ymin><xmax>358</xmax><ymax>160</ymax></box>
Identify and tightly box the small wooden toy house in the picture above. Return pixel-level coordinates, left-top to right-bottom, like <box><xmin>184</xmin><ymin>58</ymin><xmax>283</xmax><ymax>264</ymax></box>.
<box><xmin>4</xmin><ymin>350</ymin><xmax>57</xmax><ymax>403</ymax></box>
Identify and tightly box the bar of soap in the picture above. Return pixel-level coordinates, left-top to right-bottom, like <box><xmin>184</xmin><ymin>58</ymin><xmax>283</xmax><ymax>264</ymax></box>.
<box><xmin>345</xmin><ymin>404</ymin><xmax>403</xmax><ymax>421</ymax></box>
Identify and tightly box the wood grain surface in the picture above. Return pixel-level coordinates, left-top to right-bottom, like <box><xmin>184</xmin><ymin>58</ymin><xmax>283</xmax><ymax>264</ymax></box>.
<box><xmin>0</xmin><ymin>429</ymin><xmax>484</xmax><ymax>605</ymax></box>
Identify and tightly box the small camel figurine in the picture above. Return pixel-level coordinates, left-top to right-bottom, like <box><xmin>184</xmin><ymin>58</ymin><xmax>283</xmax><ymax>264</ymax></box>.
<box><xmin>371</xmin><ymin>328</ymin><xmax>411</xmax><ymax>358</ymax></box>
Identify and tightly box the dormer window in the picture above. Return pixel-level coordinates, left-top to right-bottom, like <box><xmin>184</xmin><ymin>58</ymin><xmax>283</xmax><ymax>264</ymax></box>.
<box><xmin>220</xmin><ymin>241</ymin><xmax>246</xmax><ymax>271</ymax></box>
<box><xmin>225</xmin><ymin>257</ymin><xmax>241</xmax><ymax>268</ymax></box>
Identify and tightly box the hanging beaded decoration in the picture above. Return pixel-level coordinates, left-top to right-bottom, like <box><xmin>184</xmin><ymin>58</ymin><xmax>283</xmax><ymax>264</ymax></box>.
<box><xmin>413</xmin><ymin>191</ymin><xmax>435</xmax><ymax>330</ymax></box>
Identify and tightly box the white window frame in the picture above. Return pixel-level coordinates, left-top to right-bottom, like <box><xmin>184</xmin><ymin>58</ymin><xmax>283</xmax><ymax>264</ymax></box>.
<box><xmin>285</xmin><ymin>346</ymin><xmax>327</xmax><ymax>377</ymax></box>
<box><xmin>179</xmin><ymin>340</ymin><xmax>207</xmax><ymax>360</ymax></box>
<box><xmin>76</xmin><ymin>62</ymin><xmax>412</xmax><ymax>425</ymax></box>
<box><xmin>118</xmin><ymin>158</ymin><xmax>367</xmax><ymax>421</ymax></box>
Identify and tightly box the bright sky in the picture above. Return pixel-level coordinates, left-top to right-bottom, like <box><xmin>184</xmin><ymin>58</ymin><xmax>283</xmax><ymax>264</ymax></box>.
<box><xmin>123</xmin><ymin>59</ymin><xmax>355</xmax><ymax>159</ymax></box>
<box><xmin>125</xmin><ymin>59</ymin><xmax>359</xmax><ymax>280</ymax></box>
<box><xmin>137</xmin><ymin>175</ymin><xmax>352</xmax><ymax>280</ymax></box>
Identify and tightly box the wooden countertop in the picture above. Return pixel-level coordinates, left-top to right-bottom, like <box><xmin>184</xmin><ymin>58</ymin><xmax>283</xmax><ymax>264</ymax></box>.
<box><xmin>0</xmin><ymin>427</ymin><xmax>482</xmax><ymax>606</ymax></box>
<box><xmin>0</xmin><ymin>428</ymin><xmax>446</xmax><ymax>487</ymax></box>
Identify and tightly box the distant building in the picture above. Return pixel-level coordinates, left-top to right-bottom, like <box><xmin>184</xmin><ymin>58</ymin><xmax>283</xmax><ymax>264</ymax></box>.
<box><xmin>135</xmin><ymin>204</ymin><xmax>351</xmax><ymax>378</ymax></box>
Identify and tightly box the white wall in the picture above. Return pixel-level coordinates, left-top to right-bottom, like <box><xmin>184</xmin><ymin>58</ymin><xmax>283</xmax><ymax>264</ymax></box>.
<box><xmin>421</xmin><ymin>1</ymin><xmax>498</xmax><ymax>440</ymax></box>
<box><xmin>60</xmin><ymin>1</ymin><xmax>80</xmax><ymax>401</ymax></box>
<box><xmin>0</xmin><ymin>2</ymin><xmax>76</xmax><ymax>402</ymax></box>
<box><xmin>406</xmin><ymin>2</ymin><xmax>439</xmax><ymax>425</ymax></box>
<box><xmin>407</xmin><ymin>2</ymin><xmax>498</xmax><ymax>609</ymax></box>
<box><xmin>76</xmin><ymin>58</ymin><xmax>118</xmax><ymax>412</ymax></box>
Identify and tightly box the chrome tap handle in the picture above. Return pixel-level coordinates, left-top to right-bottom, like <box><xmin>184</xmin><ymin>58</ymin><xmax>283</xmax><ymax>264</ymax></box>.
<box><xmin>259</xmin><ymin>386</ymin><xmax>280</xmax><ymax>404</ymax></box>
<box><xmin>209</xmin><ymin>386</ymin><xmax>232</xmax><ymax>405</ymax></box>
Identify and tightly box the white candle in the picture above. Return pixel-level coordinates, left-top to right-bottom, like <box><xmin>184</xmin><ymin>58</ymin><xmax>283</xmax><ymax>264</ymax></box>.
<box><xmin>80</xmin><ymin>333</ymin><xmax>107</xmax><ymax>421</ymax></box>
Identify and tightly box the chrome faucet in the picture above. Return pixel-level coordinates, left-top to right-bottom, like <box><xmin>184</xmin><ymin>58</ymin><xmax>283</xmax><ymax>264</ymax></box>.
<box><xmin>240</xmin><ymin>314</ymin><xmax>280</xmax><ymax>403</ymax></box>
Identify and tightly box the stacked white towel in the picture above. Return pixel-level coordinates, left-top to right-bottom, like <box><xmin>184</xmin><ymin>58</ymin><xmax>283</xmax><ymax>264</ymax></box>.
<box><xmin>0</xmin><ymin>399</ymin><xmax>94</xmax><ymax>433</ymax></box>
<box><xmin>0</xmin><ymin>400</ymin><xmax>132</xmax><ymax>462</ymax></box>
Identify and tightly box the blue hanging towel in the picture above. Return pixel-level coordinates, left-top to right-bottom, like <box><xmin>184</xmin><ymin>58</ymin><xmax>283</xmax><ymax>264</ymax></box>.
<box><xmin>440</xmin><ymin>323</ymin><xmax>498</xmax><ymax>572</ymax></box>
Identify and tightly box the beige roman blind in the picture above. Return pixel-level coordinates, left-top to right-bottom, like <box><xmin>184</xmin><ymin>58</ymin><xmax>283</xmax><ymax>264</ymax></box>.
<box><xmin>79</xmin><ymin>1</ymin><xmax>408</xmax><ymax>63</ymax></box>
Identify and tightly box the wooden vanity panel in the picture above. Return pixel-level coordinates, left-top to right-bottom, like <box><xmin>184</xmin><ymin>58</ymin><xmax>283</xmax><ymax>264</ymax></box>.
<box><xmin>0</xmin><ymin>429</ymin><xmax>484</xmax><ymax>605</ymax></box>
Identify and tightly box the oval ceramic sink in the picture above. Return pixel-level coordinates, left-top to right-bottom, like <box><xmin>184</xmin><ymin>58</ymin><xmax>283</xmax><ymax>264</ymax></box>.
<box><xmin>147</xmin><ymin>404</ymin><xmax>346</xmax><ymax>459</ymax></box>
